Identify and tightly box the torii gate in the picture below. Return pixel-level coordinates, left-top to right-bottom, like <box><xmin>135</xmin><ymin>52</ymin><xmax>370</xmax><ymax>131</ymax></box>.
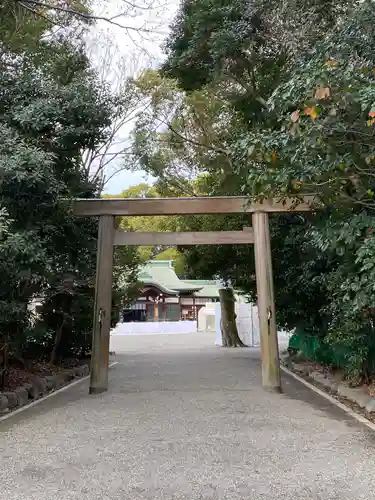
<box><xmin>73</xmin><ymin>195</ymin><xmax>314</xmax><ymax>395</ymax></box>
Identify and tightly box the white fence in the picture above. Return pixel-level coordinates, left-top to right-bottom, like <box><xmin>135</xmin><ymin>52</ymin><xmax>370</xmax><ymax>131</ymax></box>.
<box><xmin>112</xmin><ymin>320</ymin><xmax>198</xmax><ymax>336</ymax></box>
<box><xmin>111</xmin><ymin>307</ymin><xmax>291</xmax><ymax>349</ymax></box>
<box><xmin>199</xmin><ymin>302</ymin><xmax>291</xmax><ymax>348</ymax></box>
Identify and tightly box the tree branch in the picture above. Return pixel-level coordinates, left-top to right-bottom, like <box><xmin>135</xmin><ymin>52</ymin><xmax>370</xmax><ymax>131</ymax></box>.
<box><xmin>158</xmin><ymin>117</ymin><xmax>230</xmax><ymax>157</ymax></box>
<box><xmin>19</xmin><ymin>0</ymin><xmax>60</xmax><ymax>26</ymax></box>
<box><xmin>20</xmin><ymin>0</ymin><xmax>168</xmax><ymax>33</ymax></box>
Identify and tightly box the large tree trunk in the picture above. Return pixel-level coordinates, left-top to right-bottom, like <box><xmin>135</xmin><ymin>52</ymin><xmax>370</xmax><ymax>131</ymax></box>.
<box><xmin>0</xmin><ymin>336</ymin><xmax>9</xmax><ymax>390</ymax></box>
<box><xmin>219</xmin><ymin>288</ymin><xmax>246</xmax><ymax>347</ymax></box>
<box><xmin>50</xmin><ymin>314</ymin><xmax>68</xmax><ymax>365</ymax></box>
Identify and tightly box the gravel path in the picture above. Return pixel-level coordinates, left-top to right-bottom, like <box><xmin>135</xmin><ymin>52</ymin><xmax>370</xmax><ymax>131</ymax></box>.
<box><xmin>1</xmin><ymin>332</ymin><xmax>375</xmax><ymax>500</ymax></box>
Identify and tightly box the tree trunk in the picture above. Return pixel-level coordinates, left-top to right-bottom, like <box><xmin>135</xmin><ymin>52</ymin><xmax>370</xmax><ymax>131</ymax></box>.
<box><xmin>50</xmin><ymin>319</ymin><xmax>65</xmax><ymax>365</ymax></box>
<box><xmin>0</xmin><ymin>336</ymin><xmax>9</xmax><ymax>390</ymax></box>
<box><xmin>219</xmin><ymin>288</ymin><xmax>246</xmax><ymax>347</ymax></box>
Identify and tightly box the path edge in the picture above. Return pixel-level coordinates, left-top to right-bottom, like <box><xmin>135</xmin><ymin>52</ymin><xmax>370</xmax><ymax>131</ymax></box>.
<box><xmin>0</xmin><ymin>361</ymin><xmax>118</xmax><ymax>423</ymax></box>
<box><xmin>281</xmin><ymin>365</ymin><xmax>375</xmax><ymax>431</ymax></box>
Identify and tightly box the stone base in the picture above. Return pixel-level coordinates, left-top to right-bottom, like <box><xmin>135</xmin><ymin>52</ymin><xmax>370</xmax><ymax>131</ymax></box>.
<box><xmin>89</xmin><ymin>386</ymin><xmax>107</xmax><ymax>395</ymax></box>
<box><xmin>263</xmin><ymin>385</ymin><xmax>283</xmax><ymax>394</ymax></box>
<box><xmin>0</xmin><ymin>363</ymin><xmax>90</xmax><ymax>416</ymax></box>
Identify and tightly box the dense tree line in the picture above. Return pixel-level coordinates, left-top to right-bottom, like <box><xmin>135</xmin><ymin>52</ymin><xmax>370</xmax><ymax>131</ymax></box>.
<box><xmin>5</xmin><ymin>0</ymin><xmax>375</xmax><ymax>384</ymax></box>
<box><xmin>0</xmin><ymin>1</ymin><xmax>140</xmax><ymax>377</ymax></box>
<box><xmin>130</xmin><ymin>0</ymin><xmax>375</xmax><ymax>382</ymax></box>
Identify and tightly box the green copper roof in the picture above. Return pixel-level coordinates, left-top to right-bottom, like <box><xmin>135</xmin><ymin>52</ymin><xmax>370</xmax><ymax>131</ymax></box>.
<box><xmin>134</xmin><ymin>260</ymin><xmax>244</xmax><ymax>300</ymax></box>
<box><xmin>138</xmin><ymin>260</ymin><xmax>221</xmax><ymax>297</ymax></box>
<box><xmin>183</xmin><ymin>280</ymin><xmax>220</xmax><ymax>298</ymax></box>
<box><xmin>138</xmin><ymin>260</ymin><xmax>203</xmax><ymax>294</ymax></box>
<box><xmin>193</xmin><ymin>284</ymin><xmax>220</xmax><ymax>298</ymax></box>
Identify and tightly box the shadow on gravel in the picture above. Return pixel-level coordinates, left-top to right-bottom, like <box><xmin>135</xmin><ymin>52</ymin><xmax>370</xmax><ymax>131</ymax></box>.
<box><xmin>282</xmin><ymin>371</ymin><xmax>365</xmax><ymax>429</ymax></box>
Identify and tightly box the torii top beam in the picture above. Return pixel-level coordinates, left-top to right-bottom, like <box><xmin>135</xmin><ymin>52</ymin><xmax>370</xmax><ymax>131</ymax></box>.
<box><xmin>72</xmin><ymin>196</ymin><xmax>316</xmax><ymax>217</ymax></box>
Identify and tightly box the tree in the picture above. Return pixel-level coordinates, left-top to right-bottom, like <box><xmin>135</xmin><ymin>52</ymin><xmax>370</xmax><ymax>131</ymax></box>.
<box><xmin>154</xmin><ymin>247</ymin><xmax>185</xmax><ymax>277</ymax></box>
<box><xmin>0</xmin><ymin>51</ymin><xmax>103</xmax><ymax>360</ymax></box>
<box><xmin>157</xmin><ymin>0</ymin><xmax>375</xmax><ymax>378</ymax></box>
<box><xmin>131</xmin><ymin>71</ymin><xmax>255</xmax><ymax>347</ymax></box>
<box><xmin>219</xmin><ymin>288</ymin><xmax>245</xmax><ymax>347</ymax></box>
<box><xmin>238</xmin><ymin>1</ymin><xmax>375</xmax><ymax>379</ymax></box>
<box><xmin>83</xmin><ymin>33</ymin><xmax>151</xmax><ymax>190</ymax></box>
<box><xmin>133</xmin><ymin>69</ymin><xmax>241</xmax><ymax>196</ymax></box>
<box><xmin>112</xmin><ymin>243</ymin><xmax>143</xmax><ymax>327</ymax></box>
<box><xmin>163</xmin><ymin>0</ymin><xmax>349</xmax><ymax>91</ymax></box>
<box><xmin>13</xmin><ymin>0</ymin><xmax>169</xmax><ymax>38</ymax></box>
<box><xmin>82</xmin><ymin>78</ymin><xmax>145</xmax><ymax>190</ymax></box>
<box><xmin>0</xmin><ymin>4</ymin><xmax>139</xmax><ymax>371</ymax></box>
<box><xmin>108</xmin><ymin>183</ymin><xmax>182</xmax><ymax>261</ymax></box>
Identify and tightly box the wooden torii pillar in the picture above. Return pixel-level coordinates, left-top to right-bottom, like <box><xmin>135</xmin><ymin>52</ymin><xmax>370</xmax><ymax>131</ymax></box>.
<box><xmin>73</xmin><ymin>196</ymin><xmax>314</xmax><ymax>394</ymax></box>
<box><xmin>252</xmin><ymin>213</ymin><xmax>279</xmax><ymax>392</ymax></box>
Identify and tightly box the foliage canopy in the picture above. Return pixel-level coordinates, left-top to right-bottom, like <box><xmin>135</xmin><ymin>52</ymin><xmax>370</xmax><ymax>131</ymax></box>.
<box><xmin>129</xmin><ymin>0</ymin><xmax>375</xmax><ymax>380</ymax></box>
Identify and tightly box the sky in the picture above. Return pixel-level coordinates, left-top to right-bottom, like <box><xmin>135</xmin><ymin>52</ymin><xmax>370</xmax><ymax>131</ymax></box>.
<box><xmin>90</xmin><ymin>0</ymin><xmax>179</xmax><ymax>194</ymax></box>
<box><xmin>105</xmin><ymin>170</ymin><xmax>153</xmax><ymax>194</ymax></box>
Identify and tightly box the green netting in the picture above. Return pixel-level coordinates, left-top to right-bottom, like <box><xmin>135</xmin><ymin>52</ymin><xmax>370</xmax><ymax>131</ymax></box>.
<box><xmin>288</xmin><ymin>328</ymin><xmax>347</xmax><ymax>369</ymax></box>
<box><xmin>289</xmin><ymin>327</ymin><xmax>375</xmax><ymax>375</ymax></box>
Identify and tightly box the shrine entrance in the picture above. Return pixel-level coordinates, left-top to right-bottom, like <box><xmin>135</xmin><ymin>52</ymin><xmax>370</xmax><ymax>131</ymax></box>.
<box><xmin>73</xmin><ymin>195</ymin><xmax>313</xmax><ymax>395</ymax></box>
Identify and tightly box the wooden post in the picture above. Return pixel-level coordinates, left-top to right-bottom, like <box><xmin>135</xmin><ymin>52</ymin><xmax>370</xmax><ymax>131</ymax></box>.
<box><xmin>89</xmin><ymin>215</ymin><xmax>114</xmax><ymax>395</ymax></box>
<box><xmin>252</xmin><ymin>212</ymin><xmax>281</xmax><ymax>392</ymax></box>
<box><xmin>154</xmin><ymin>298</ymin><xmax>159</xmax><ymax>321</ymax></box>
<box><xmin>162</xmin><ymin>296</ymin><xmax>165</xmax><ymax>320</ymax></box>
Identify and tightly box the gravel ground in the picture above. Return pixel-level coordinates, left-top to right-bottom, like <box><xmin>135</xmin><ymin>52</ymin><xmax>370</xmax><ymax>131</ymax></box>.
<box><xmin>1</xmin><ymin>332</ymin><xmax>375</xmax><ymax>500</ymax></box>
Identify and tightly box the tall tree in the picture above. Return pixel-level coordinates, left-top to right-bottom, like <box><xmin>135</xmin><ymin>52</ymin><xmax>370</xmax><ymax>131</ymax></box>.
<box><xmin>0</xmin><ymin>3</ymin><xmax>139</xmax><ymax>368</ymax></box>
<box><xmin>157</xmin><ymin>0</ymin><xmax>375</xmax><ymax>378</ymax></box>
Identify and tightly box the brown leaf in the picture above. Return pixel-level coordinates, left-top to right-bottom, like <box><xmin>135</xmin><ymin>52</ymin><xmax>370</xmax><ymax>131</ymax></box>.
<box><xmin>314</xmin><ymin>87</ymin><xmax>330</xmax><ymax>100</ymax></box>
<box><xmin>326</xmin><ymin>59</ymin><xmax>339</xmax><ymax>67</ymax></box>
